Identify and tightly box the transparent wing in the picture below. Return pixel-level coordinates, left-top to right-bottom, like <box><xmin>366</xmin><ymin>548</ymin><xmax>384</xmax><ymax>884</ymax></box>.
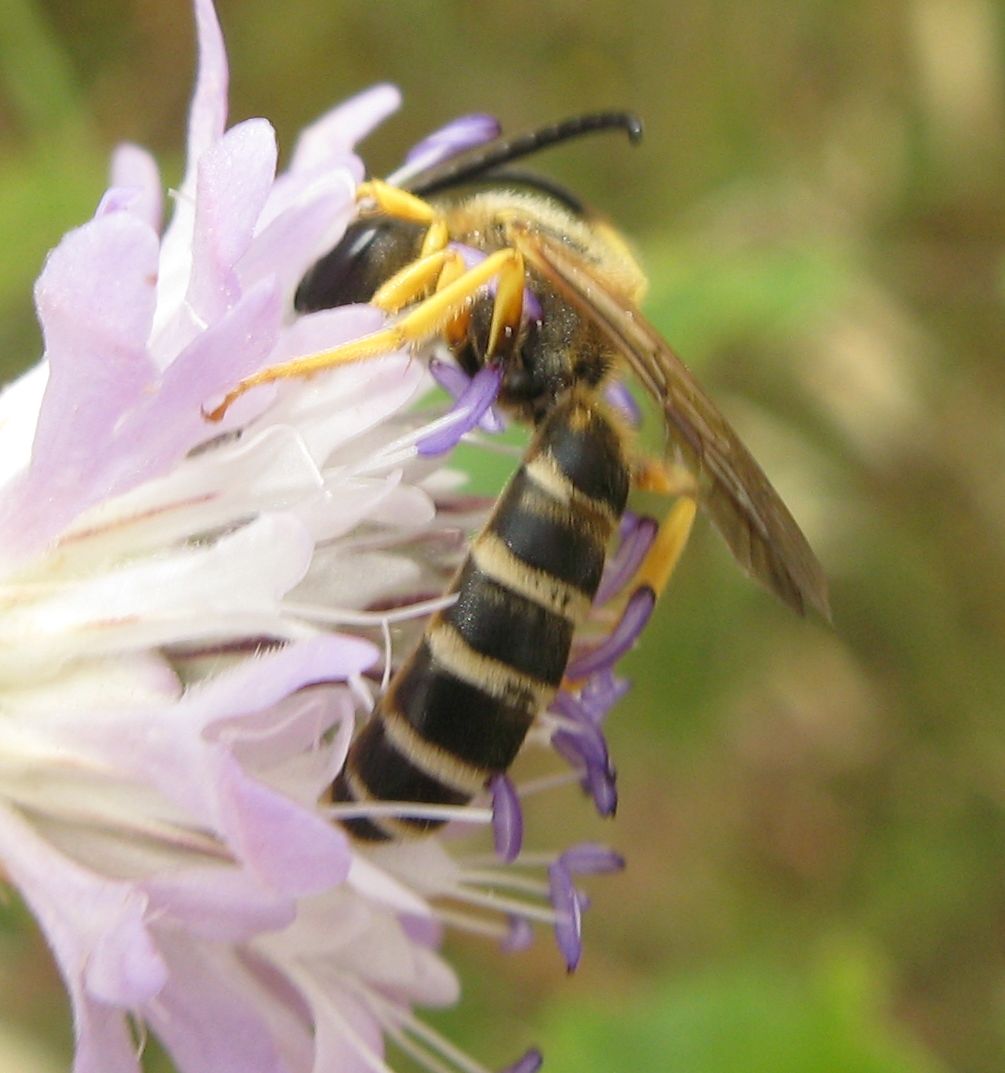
<box><xmin>513</xmin><ymin>223</ymin><xmax>830</xmax><ymax>619</ymax></box>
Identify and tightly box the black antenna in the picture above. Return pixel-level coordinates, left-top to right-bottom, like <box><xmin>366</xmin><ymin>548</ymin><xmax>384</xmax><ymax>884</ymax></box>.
<box><xmin>407</xmin><ymin>111</ymin><xmax>643</xmax><ymax>196</ymax></box>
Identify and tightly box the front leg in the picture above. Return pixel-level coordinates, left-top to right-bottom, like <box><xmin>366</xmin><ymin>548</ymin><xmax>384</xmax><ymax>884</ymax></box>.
<box><xmin>204</xmin><ymin>247</ymin><xmax>528</xmax><ymax>423</ymax></box>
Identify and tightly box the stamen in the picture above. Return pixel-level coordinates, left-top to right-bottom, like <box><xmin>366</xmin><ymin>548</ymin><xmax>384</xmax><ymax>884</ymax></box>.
<box><xmin>594</xmin><ymin>513</ymin><xmax>658</xmax><ymax>606</ymax></box>
<box><xmin>603</xmin><ymin>379</ymin><xmax>642</xmax><ymax>427</ymax></box>
<box><xmin>500</xmin><ymin>1048</ymin><xmax>543</xmax><ymax>1073</ymax></box>
<box><xmin>283</xmin><ymin>592</ymin><xmax>458</xmax><ymax>628</ymax></box>
<box><xmin>548</xmin><ymin>858</ymin><xmax>583</xmax><ymax>972</ymax></box>
<box><xmin>430</xmin><ymin>359</ymin><xmax>505</xmax><ymax>434</ymax></box>
<box><xmin>453</xmin><ymin>886</ymin><xmax>558</xmax><ymax>926</ymax></box>
<box><xmin>550</xmin><ymin>722</ymin><xmax>617</xmax><ymax>818</ymax></box>
<box><xmin>447</xmin><ymin>243</ymin><xmax>543</xmax><ymax>323</ymax></box>
<box><xmin>560</xmin><ymin>843</ymin><xmax>625</xmax><ymax>876</ymax></box>
<box><xmin>435</xmin><ymin>907</ymin><xmax>512</xmax><ymax>940</ymax></box>
<box><xmin>579</xmin><ymin>669</ymin><xmax>631</xmax><ymax>721</ymax></box>
<box><xmin>367</xmin><ymin>988</ymin><xmax>496</xmax><ymax>1073</ymax></box>
<box><xmin>328</xmin><ymin>801</ymin><xmax>492</xmax><ymax>825</ymax></box>
<box><xmin>490</xmin><ymin>773</ymin><xmax>523</xmax><ymax>863</ymax></box>
<box><xmin>417</xmin><ymin>364</ymin><xmax>503</xmax><ymax>456</ymax></box>
<box><xmin>501</xmin><ymin>915</ymin><xmax>535</xmax><ymax>953</ymax></box>
<box><xmin>565</xmin><ymin>586</ymin><xmax>656</xmax><ymax>680</ymax></box>
<box><xmin>458</xmin><ymin>870</ymin><xmax>550</xmax><ymax>897</ymax></box>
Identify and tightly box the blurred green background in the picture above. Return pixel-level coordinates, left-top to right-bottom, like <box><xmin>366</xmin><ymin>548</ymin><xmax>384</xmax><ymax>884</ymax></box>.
<box><xmin>1</xmin><ymin>1</ymin><xmax>1004</xmax><ymax>1071</ymax></box>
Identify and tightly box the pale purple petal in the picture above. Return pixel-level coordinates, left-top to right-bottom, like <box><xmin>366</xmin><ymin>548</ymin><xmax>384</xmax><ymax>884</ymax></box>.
<box><xmin>143</xmin><ymin>939</ymin><xmax>286</xmax><ymax>1073</ymax></box>
<box><xmin>0</xmin><ymin>212</ymin><xmax>159</xmax><ymax>553</ymax></box>
<box><xmin>490</xmin><ymin>773</ymin><xmax>523</xmax><ymax>863</ymax></box>
<box><xmin>72</xmin><ymin>1001</ymin><xmax>142</xmax><ymax>1073</ymax></box>
<box><xmin>109</xmin><ymin>142</ymin><xmax>163</xmax><ymax>231</ymax></box>
<box><xmin>566</xmin><ymin>586</ymin><xmax>657</xmax><ymax>679</ymax></box>
<box><xmin>95</xmin><ymin>185</ymin><xmax>147</xmax><ymax>217</ymax></box>
<box><xmin>239</xmin><ymin>181</ymin><xmax>356</xmax><ymax>298</ymax></box>
<box><xmin>307</xmin><ymin>983</ymin><xmax>386</xmax><ymax>1073</ymax></box>
<box><xmin>186</xmin><ymin>118</ymin><xmax>278</xmax><ymax>324</ymax></box>
<box><xmin>0</xmin><ymin>805</ymin><xmax>167</xmax><ymax>1008</ymax></box>
<box><xmin>154</xmin><ymin>0</ymin><xmax>230</xmax><ymax>334</ymax></box>
<box><xmin>289</xmin><ymin>83</ymin><xmax>401</xmax><ymax>174</ymax></box>
<box><xmin>142</xmin><ymin>866</ymin><xmax>297</xmax><ymax>942</ymax></box>
<box><xmin>27</xmin><ymin>638</ymin><xmax>374</xmax><ymax>891</ymax></box>
<box><xmin>214</xmin><ymin>749</ymin><xmax>351</xmax><ymax>895</ymax></box>
<box><xmin>186</xmin><ymin>0</ymin><xmax>229</xmax><ymax>179</ymax></box>
<box><xmin>139</xmin><ymin>275</ymin><xmax>283</xmax><ymax>446</ymax></box>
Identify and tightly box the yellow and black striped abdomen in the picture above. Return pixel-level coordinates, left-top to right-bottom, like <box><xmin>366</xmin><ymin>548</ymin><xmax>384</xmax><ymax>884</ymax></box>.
<box><xmin>333</xmin><ymin>391</ymin><xmax>631</xmax><ymax>840</ymax></box>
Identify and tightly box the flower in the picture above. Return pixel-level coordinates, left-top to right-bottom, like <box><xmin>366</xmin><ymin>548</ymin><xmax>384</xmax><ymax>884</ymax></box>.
<box><xmin>0</xmin><ymin>3</ymin><xmax>655</xmax><ymax>1072</ymax></box>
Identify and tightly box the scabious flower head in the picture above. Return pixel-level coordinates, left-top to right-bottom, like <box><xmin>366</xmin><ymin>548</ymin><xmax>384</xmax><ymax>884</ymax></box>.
<box><xmin>0</xmin><ymin>3</ymin><xmax>655</xmax><ymax>1072</ymax></box>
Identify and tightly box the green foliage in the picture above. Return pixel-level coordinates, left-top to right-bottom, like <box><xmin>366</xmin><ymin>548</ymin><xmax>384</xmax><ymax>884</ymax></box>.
<box><xmin>542</xmin><ymin>947</ymin><xmax>947</xmax><ymax>1073</ymax></box>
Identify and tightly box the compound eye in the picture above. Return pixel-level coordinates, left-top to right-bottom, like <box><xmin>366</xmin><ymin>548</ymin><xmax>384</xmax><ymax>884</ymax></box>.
<box><xmin>294</xmin><ymin>221</ymin><xmax>387</xmax><ymax>312</ymax></box>
<box><xmin>295</xmin><ymin>216</ymin><xmax>428</xmax><ymax>313</ymax></box>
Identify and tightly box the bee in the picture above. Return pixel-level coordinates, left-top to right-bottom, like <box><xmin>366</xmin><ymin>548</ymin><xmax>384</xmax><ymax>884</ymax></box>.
<box><xmin>207</xmin><ymin>112</ymin><xmax>829</xmax><ymax>841</ymax></box>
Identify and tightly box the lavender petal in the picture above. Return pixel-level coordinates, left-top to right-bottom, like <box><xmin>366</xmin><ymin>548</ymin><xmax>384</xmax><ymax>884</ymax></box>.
<box><xmin>403</xmin><ymin>114</ymin><xmax>501</xmax><ymax>169</ymax></box>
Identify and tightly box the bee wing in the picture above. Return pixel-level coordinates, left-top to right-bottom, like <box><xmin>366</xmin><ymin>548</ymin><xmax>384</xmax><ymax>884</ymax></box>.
<box><xmin>513</xmin><ymin>224</ymin><xmax>830</xmax><ymax>619</ymax></box>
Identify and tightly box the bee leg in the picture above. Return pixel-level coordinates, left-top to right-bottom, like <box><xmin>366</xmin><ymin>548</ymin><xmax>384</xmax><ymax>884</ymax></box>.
<box><xmin>204</xmin><ymin>247</ymin><xmax>525</xmax><ymax>422</ymax></box>
<box><xmin>632</xmin><ymin>456</ymin><xmax>696</xmax><ymax>498</ymax></box>
<box><xmin>356</xmin><ymin>180</ymin><xmax>450</xmax><ymax>258</ymax></box>
<box><xmin>486</xmin><ymin>249</ymin><xmax>525</xmax><ymax>359</ymax></box>
<box><xmin>370</xmin><ymin>246</ymin><xmax>464</xmax><ymax>314</ymax></box>
<box><xmin>632</xmin><ymin>496</ymin><xmax>697</xmax><ymax>598</ymax></box>
<box><xmin>626</xmin><ymin>455</ymin><xmax>698</xmax><ymax>596</ymax></box>
<box><xmin>356</xmin><ymin>179</ymin><xmax>437</xmax><ymax>224</ymax></box>
<box><xmin>352</xmin><ymin>180</ymin><xmax>526</xmax><ymax>355</ymax></box>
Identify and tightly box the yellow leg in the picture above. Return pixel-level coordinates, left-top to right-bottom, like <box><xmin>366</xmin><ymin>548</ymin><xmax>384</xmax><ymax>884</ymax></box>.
<box><xmin>371</xmin><ymin>247</ymin><xmax>465</xmax><ymax>313</ymax></box>
<box><xmin>356</xmin><ymin>179</ymin><xmax>437</xmax><ymax>224</ymax></box>
<box><xmin>204</xmin><ymin>247</ymin><xmax>526</xmax><ymax>422</ymax></box>
<box><xmin>487</xmin><ymin>250</ymin><xmax>525</xmax><ymax>358</ymax></box>
<box><xmin>632</xmin><ymin>456</ymin><xmax>696</xmax><ymax>498</ymax></box>
<box><xmin>632</xmin><ymin>497</ymin><xmax>697</xmax><ymax>597</ymax></box>
<box><xmin>420</xmin><ymin>219</ymin><xmax>450</xmax><ymax>258</ymax></box>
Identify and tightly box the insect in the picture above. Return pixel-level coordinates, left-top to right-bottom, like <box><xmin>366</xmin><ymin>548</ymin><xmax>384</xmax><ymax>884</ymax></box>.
<box><xmin>206</xmin><ymin>112</ymin><xmax>830</xmax><ymax>841</ymax></box>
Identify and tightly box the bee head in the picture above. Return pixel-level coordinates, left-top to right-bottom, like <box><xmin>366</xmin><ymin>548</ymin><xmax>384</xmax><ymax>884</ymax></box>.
<box><xmin>294</xmin><ymin>215</ymin><xmax>426</xmax><ymax>313</ymax></box>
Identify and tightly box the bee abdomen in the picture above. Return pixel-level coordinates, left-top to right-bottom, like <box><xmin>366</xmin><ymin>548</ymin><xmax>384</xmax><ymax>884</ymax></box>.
<box><xmin>334</xmin><ymin>393</ymin><xmax>630</xmax><ymax>840</ymax></box>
